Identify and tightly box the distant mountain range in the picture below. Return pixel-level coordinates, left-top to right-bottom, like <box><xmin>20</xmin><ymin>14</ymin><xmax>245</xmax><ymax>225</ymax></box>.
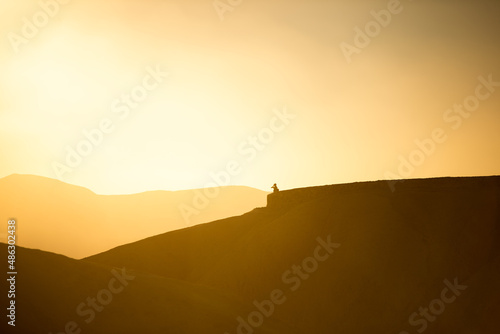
<box><xmin>1</xmin><ymin>175</ymin><xmax>499</xmax><ymax>333</ymax></box>
<box><xmin>0</xmin><ymin>174</ymin><xmax>267</xmax><ymax>258</ymax></box>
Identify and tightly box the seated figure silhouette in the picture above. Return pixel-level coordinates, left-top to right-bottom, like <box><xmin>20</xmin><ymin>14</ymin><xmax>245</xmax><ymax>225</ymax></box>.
<box><xmin>271</xmin><ymin>183</ymin><xmax>279</xmax><ymax>194</ymax></box>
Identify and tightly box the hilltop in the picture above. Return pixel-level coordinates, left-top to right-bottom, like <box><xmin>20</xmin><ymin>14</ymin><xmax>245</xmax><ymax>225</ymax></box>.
<box><xmin>86</xmin><ymin>176</ymin><xmax>500</xmax><ymax>333</ymax></box>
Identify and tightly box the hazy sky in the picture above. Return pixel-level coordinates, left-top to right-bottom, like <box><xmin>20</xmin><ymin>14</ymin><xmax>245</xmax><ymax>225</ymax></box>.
<box><xmin>1</xmin><ymin>0</ymin><xmax>499</xmax><ymax>194</ymax></box>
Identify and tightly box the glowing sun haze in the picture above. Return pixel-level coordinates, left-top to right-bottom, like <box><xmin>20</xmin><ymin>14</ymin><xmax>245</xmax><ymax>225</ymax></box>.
<box><xmin>0</xmin><ymin>0</ymin><xmax>499</xmax><ymax>194</ymax></box>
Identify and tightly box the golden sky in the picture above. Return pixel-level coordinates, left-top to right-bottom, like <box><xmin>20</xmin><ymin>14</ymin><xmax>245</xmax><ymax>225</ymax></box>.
<box><xmin>1</xmin><ymin>0</ymin><xmax>499</xmax><ymax>194</ymax></box>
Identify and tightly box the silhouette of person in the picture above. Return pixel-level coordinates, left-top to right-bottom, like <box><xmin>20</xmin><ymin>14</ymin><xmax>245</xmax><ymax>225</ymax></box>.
<box><xmin>271</xmin><ymin>183</ymin><xmax>279</xmax><ymax>193</ymax></box>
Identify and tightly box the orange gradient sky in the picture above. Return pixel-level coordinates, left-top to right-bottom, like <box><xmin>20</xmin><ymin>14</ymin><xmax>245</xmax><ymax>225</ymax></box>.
<box><xmin>0</xmin><ymin>0</ymin><xmax>499</xmax><ymax>194</ymax></box>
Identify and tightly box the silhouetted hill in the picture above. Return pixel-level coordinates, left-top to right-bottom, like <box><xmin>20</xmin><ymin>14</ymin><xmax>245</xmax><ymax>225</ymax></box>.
<box><xmin>0</xmin><ymin>174</ymin><xmax>266</xmax><ymax>258</ymax></box>
<box><xmin>86</xmin><ymin>176</ymin><xmax>500</xmax><ymax>333</ymax></box>
<box><xmin>2</xmin><ymin>176</ymin><xmax>499</xmax><ymax>333</ymax></box>
<box><xmin>0</xmin><ymin>244</ymin><xmax>297</xmax><ymax>334</ymax></box>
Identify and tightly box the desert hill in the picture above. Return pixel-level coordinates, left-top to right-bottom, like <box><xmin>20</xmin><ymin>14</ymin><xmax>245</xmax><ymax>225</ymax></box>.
<box><xmin>0</xmin><ymin>243</ymin><xmax>297</xmax><ymax>334</ymax></box>
<box><xmin>1</xmin><ymin>176</ymin><xmax>499</xmax><ymax>333</ymax></box>
<box><xmin>0</xmin><ymin>174</ymin><xmax>267</xmax><ymax>259</ymax></box>
<box><xmin>85</xmin><ymin>176</ymin><xmax>500</xmax><ymax>333</ymax></box>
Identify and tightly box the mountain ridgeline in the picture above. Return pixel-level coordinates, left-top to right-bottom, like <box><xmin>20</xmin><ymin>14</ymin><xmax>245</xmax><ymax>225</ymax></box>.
<box><xmin>0</xmin><ymin>174</ymin><xmax>267</xmax><ymax>258</ymax></box>
<box><xmin>2</xmin><ymin>176</ymin><xmax>499</xmax><ymax>334</ymax></box>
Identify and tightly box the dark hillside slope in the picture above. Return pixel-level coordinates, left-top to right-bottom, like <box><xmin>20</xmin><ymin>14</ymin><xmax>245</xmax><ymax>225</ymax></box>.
<box><xmin>86</xmin><ymin>176</ymin><xmax>500</xmax><ymax>333</ymax></box>
<box><xmin>0</xmin><ymin>244</ymin><xmax>297</xmax><ymax>334</ymax></box>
